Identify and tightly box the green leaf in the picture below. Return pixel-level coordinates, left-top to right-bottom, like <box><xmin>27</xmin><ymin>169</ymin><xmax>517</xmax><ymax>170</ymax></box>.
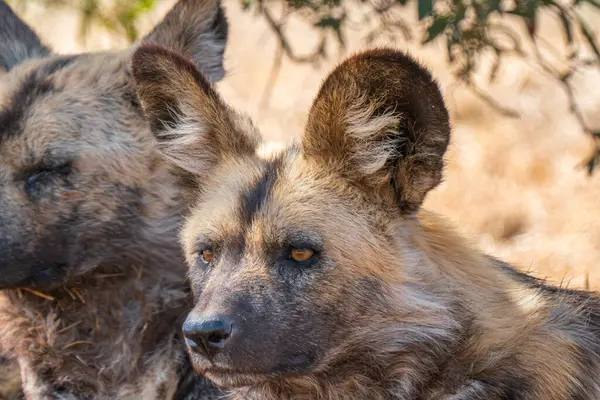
<box><xmin>418</xmin><ymin>0</ymin><xmax>433</xmax><ymax>20</ymax></box>
<box><xmin>423</xmin><ymin>15</ymin><xmax>450</xmax><ymax>44</ymax></box>
<box><xmin>289</xmin><ymin>0</ymin><xmax>310</xmax><ymax>9</ymax></box>
<box><xmin>314</xmin><ymin>15</ymin><xmax>346</xmax><ymax>46</ymax></box>
<box><xmin>529</xmin><ymin>1</ymin><xmax>540</xmax><ymax>16</ymax></box>
<box><xmin>454</xmin><ymin>3</ymin><xmax>467</xmax><ymax>23</ymax></box>
<box><xmin>314</xmin><ymin>16</ymin><xmax>341</xmax><ymax>29</ymax></box>
<box><xmin>473</xmin><ymin>0</ymin><xmax>500</xmax><ymax>21</ymax></box>
<box><xmin>489</xmin><ymin>0</ymin><xmax>502</xmax><ymax>12</ymax></box>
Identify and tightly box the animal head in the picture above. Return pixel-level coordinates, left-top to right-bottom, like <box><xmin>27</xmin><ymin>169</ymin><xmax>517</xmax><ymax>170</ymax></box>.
<box><xmin>0</xmin><ymin>0</ymin><xmax>228</xmax><ymax>288</ymax></box>
<box><xmin>133</xmin><ymin>45</ymin><xmax>450</xmax><ymax>388</ymax></box>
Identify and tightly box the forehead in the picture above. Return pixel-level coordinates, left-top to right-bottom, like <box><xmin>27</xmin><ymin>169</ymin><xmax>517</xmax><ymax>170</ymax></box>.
<box><xmin>184</xmin><ymin>147</ymin><xmax>375</xmax><ymax>252</ymax></box>
<box><xmin>0</xmin><ymin>51</ymin><xmax>133</xmax><ymax>138</ymax></box>
<box><xmin>0</xmin><ymin>51</ymin><xmax>145</xmax><ymax>165</ymax></box>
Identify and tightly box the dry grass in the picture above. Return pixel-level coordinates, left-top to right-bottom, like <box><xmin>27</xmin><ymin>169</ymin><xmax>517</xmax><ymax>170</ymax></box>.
<box><xmin>13</xmin><ymin>0</ymin><xmax>600</xmax><ymax>290</ymax></box>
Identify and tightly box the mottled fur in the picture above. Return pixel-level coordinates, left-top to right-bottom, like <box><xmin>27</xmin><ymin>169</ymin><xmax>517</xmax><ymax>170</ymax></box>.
<box><xmin>133</xmin><ymin>46</ymin><xmax>600</xmax><ymax>399</ymax></box>
<box><xmin>0</xmin><ymin>1</ymin><xmax>230</xmax><ymax>398</ymax></box>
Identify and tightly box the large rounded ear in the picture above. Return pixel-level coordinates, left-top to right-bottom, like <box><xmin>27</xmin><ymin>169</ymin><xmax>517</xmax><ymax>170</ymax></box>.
<box><xmin>140</xmin><ymin>0</ymin><xmax>228</xmax><ymax>83</ymax></box>
<box><xmin>0</xmin><ymin>1</ymin><xmax>50</xmax><ymax>71</ymax></box>
<box><xmin>302</xmin><ymin>48</ymin><xmax>451</xmax><ymax>214</ymax></box>
<box><xmin>132</xmin><ymin>44</ymin><xmax>259</xmax><ymax>193</ymax></box>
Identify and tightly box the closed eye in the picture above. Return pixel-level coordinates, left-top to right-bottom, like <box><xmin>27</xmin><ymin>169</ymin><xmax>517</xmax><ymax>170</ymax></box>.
<box><xmin>23</xmin><ymin>162</ymin><xmax>73</xmax><ymax>198</ymax></box>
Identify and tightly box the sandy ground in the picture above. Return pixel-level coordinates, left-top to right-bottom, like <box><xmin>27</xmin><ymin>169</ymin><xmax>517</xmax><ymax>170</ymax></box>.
<box><xmin>11</xmin><ymin>0</ymin><xmax>600</xmax><ymax>289</ymax></box>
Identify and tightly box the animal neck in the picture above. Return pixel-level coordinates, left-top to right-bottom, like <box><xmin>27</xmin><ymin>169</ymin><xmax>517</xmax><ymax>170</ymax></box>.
<box><xmin>411</xmin><ymin>211</ymin><xmax>546</xmax><ymax>347</ymax></box>
<box><xmin>389</xmin><ymin>210</ymin><xmax>573</xmax><ymax>397</ymax></box>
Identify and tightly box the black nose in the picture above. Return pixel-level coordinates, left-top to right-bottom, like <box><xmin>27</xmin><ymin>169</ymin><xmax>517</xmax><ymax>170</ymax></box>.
<box><xmin>183</xmin><ymin>314</ymin><xmax>233</xmax><ymax>359</ymax></box>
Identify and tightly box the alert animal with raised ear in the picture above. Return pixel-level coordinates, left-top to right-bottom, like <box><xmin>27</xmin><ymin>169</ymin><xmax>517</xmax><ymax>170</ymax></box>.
<box><xmin>133</xmin><ymin>44</ymin><xmax>600</xmax><ymax>400</ymax></box>
<box><xmin>0</xmin><ymin>0</ymin><xmax>230</xmax><ymax>398</ymax></box>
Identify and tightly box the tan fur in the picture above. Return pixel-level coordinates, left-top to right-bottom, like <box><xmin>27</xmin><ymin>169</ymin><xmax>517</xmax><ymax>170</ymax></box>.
<box><xmin>0</xmin><ymin>1</ymin><xmax>229</xmax><ymax>398</ymax></box>
<box><xmin>134</xmin><ymin>45</ymin><xmax>600</xmax><ymax>399</ymax></box>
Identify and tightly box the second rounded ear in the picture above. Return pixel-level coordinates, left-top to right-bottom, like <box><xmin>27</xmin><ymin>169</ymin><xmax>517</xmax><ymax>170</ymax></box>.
<box><xmin>301</xmin><ymin>48</ymin><xmax>450</xmax><ymax>214</ymax></box>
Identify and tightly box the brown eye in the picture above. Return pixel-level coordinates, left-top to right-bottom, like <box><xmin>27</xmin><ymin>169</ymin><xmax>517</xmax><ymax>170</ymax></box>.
<box><xmin>290</xmin><ymin>248</ymin><xmax>314</xmax><ymax>262</ymax></box>
<box><xmin>200</xmin><ymin>249</ymin><xmax>215</xmax><ymax>264</ymax></box>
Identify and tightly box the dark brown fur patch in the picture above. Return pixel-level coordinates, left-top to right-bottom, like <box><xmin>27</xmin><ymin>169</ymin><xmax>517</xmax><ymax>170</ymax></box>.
<box><xmin>239</xmin><ymin>156</ymin><xmax>283</xmax><ymax>225</ymax></box>
<box><xmin>0</xmin><ymin>55</ymin><xmax>76</xmax><ymax>143</ymax></box>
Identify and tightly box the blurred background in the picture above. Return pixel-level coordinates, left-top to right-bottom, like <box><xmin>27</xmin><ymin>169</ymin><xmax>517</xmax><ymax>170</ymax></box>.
<box><xmin>7</xmin><ymin>0</ymin><xmax>600</xmax><ymax>289</ymax></box>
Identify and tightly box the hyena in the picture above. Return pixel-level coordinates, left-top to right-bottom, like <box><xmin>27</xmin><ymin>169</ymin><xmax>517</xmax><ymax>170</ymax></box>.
<box><xmin>133</xmin><ymin>44</ymin><xmax>600</xmax><ymax>400</ymax></box>
<box><xmin>0</xmin><ymin>0</ymin><xmax>229</xmax><ymax>398</ymax></box>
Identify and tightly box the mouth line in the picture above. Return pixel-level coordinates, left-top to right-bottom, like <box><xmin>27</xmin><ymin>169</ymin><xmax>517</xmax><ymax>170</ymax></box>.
<box><xmin>199</xmin><ymin>365</ymin><xmax>310</xmax><ymax>379</ymax></box>
<box><xmin>190</xmin><ymin>353</ymin><xmax>316</xmax><ymax>376</ymax></box>
<box><xmin>198</xmin><ymin>365</ymin><xmax>261</xmax><ymax>374</ymax></box>
<box><xmin>199</xmin><ymin>365</ymin><xmax>284</xmax><ymax>379</ymax></box>
<box><xmin>198</xmin><ymin>367</ymin><xmax>281</xmax><ymax>388</ymax></box>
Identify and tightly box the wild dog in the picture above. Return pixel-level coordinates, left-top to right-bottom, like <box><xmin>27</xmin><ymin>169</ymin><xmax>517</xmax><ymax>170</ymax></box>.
<box><xmin>133</xmin><ymin>44</ymin><xmax>600</xmax><ymax>400</ymax></box>
<box><xmin>0</xmin><ymin>1</ymin><xmax>230</xmax><ymax>398</ymax></box>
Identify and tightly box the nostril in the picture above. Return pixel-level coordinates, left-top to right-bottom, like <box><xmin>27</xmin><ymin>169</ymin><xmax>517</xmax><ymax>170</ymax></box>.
<box><xmin>182</xmin><ymin>314</ymin><xmax>233</xmax><ymax>357</ymax></box>
<box><xmin>207</xmin><ymin>329</ymin><xmax>230</xmax><ymax>346</ymax></box>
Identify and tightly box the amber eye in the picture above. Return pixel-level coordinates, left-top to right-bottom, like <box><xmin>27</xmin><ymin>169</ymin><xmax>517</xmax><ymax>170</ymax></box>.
<box><xmin>200</xmin><ymin>249</ymin><xmax>215</xmax><ymax>264</ymax></box>
<box><xmin>290</xmin><ymin>248</ymin><xmax>314</xmax><ymax>262</ymax></box>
